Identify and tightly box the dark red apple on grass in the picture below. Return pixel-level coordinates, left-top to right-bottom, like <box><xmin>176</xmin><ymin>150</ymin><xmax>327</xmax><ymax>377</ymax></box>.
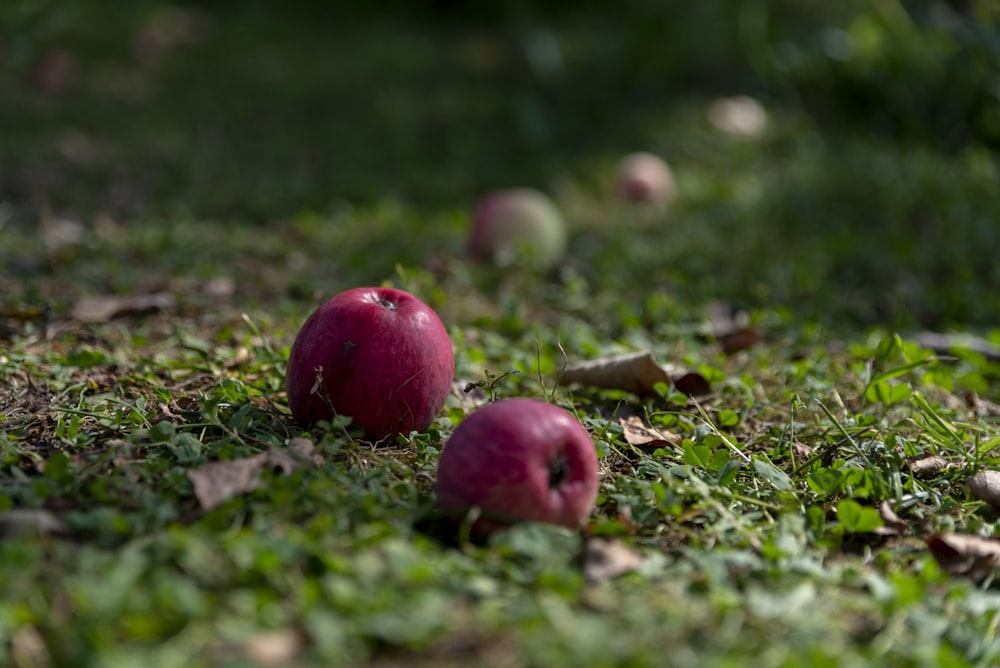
<box><xmin>285</xmin><ymin>287</ymin><xmax>454</xmax><ymax>442</ymax></box>
<box><xmin>468</xmin><ymin>188</ymin><xmax>567</xmax><ymax>270</ymax></box>
<box><xmin>616</xmin><ymin>152</ymin><xmax>676</xmax><ymax>206</ymax></box>
<box><xmin>436</xmin><ymin>398</ymin><xmax>599</xmax><ymax>535</ymax></box>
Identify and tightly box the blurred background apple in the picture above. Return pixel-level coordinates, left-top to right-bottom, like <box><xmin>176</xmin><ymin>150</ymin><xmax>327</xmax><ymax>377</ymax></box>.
<box><xmin>467</xmin><ymin>188</ymin><xmax>567</xmax><ymax>270</ymax></box>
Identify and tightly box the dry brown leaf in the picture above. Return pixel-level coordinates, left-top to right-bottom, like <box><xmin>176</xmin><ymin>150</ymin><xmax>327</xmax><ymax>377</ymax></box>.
<box><xmin>618</xmin><ymin>416</ymin><xmax>681</xmax><ymax>449</ymax></box>
<box><xmin>583</xmin><ymin>538</ymin><xmax>645</xmax><ymax>585</ymax></box>
<box><xmin>558</xmin><ymin>352</ymin><xmax>669</xmax><ymax>395</ymax></box>
<box><xmin>204</xmin><ymin>276</ymin><xmax>236</xmax><ymax>298</ymax></box>
<box><xmin>72</xmin><ymin>293</ymin><xmax>175</xmax><ymax>323</ymax></box>
<box><xmin>967</xmin><ymin>471</ymin><xmax>1000</xmax><ymax>509</ymax></box>
<box><xmin>0</xmin><ymin>304</ymin><xmax>50</xmax><ymax>324</ymax></box>
<box><xmin>792</xmin><ymin>442</ymin><xmax>813</xmax><ymax>463</ymax></box>
<box><xmin>241</xmin><ymin>629</ymin><xmax>306</xmax><ymax>666</ymax></box>
<box><xmin>11</xmin><ymin>625</ymin><xmax>50</xmax><ymax>668</ymax></box>
<box><xmin>706</xmin><ymin>301</ymin><xmax>760</xmax><ymax>353</ymax></box>
<box><xmin>557</xmin><ymin>351</ymin><xmax>710</xmax><ymax>398</ymax></box>
<box><xmin>720</xmin><ymin>328</ymin><xmax>762</xmax><ymax>355</ymax></box>
<box><xmin>875</xmin><ymin>501</ymin><xmax>907</xmax><ymax>536</ymax></box>
<box><xmin>913</xmin><ymin>331</ymin><xmax>1000</xmax><ymax>363</ymax></box>
<box><xmin>673</xmin><ymin>371</ymin><xmax>712</xmax><ymax>397</ymax></box>
<box><xmin>175</xmin><ymin>396</ymin><xmax>199</xmax><ymax>413</ymax></box>
<box><xmin>40</xmin><ymin>211</ymin><xmax>86</xmax><ymax>254</ymax></box>
<box><xmin>452</xmin><ymin>379</ymin><xmax>490</xmax><ymax>409</ymax></box>
<box><xmin>927</xmin><ymin>532</ymin><xmax>1000</xmax><ymax>581</ymax></box>
<box><xmin>187</xmin><ymin>441</ymin><xmax>322</xmax><ymax>510</ymax></box>
<box><xmin>0</xmin><ymin>509</ymin><xmax>65</xmax><ymax>539</ymax></box>
<box><xmin>188</xmin><ymin>453</ymin><xmax>268</xmax><ymax>510</ymax></box>
<box><xmin>904</xmin><ymin>455</ymin><xmax>950</xmax><ymax>478</ymax></box>
<box><xmin>288</xmin><ymin>437</ymin><xmax>324</xmax><ymax>467</ymax></box>
<box><xmin>965</xmin><ymin>391</ymin><xmax>1000</xmax><ymax>417</ymax></box>
<box><xmin>707</xmin><ymin>301</ymin><xmax>750</xmax><ymax>338</ymax></box>
<box><xmin>155</xmin><ymin>401</ymin><xmax>184</xmax><ymax>423</ymax></box>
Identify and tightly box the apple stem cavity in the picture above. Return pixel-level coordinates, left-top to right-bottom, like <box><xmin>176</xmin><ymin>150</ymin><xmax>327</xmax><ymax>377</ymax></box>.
<box><xmin>549</xmin><ymin>452</ymin><xmax>568</xmax><ymax>489</ymax></box>
<box><xmin>376</xmin><ymin>298</ymin><xmax>397</xmax><ymax>310</ymax></box>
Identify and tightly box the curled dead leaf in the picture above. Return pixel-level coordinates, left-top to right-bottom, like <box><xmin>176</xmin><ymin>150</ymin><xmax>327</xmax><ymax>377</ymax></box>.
<box><xmin>583</xmin><ymin>537</ymin><xmax>645</xmax><ymax>585</ymax></box>
<box><xmin>559</xmin><ymin>352</ymin><xmax>668</xmax><ymax>396</ymax></box>
<box><xmin>904</xmin><ymin>455</ymin><xmax>950</xmax><ymax>478</ymax></box>
<box><xmin>927</xmin><ymin>532</ymin><xmax>1000</xmax><ymax>581</ymax></box>
<box><xmin>557</xmin><ymin>351</ymin><xmax>710</xmax><ymax>398</ymax></box>
<box><xmin>967</xmin><ymin>471</ymin><xmax>1000</xmax><ymax>509</ymax></box>
<box><xmin>72</xmin><ymin>293</ymin><xmax>175</xmax><ymax>323</ymax></box>
<box><xmin>618</xmin><ymin>416</ymin><xmax>680</xmax><ymax>449</ymax></box>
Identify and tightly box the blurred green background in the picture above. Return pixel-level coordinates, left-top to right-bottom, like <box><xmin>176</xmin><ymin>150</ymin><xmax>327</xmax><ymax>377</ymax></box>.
<box><xmin>2</xmin><ymin>0</ymin><xmax>999</xmax><ymax>329</ymax></box>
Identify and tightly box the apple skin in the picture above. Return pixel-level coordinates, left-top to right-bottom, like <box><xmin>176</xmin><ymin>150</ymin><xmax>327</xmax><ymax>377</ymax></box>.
<box><xmin>616</xmin><ymin>152</ymin><xmax>676</xmax><ymax>205</ymax></box>
<box><xmin>435</xmin><ymin>398</ymin><xmax>599</xmax><ymax>535</ymax></box>
<box><xmin>285</xmin><ymin>287</ymin><xmax>454</xmax><ymax>442</ymax></box>
<box><xmin>467</xmin><ymin>188</ymin><xmax>567</xmax><ymax>269</ymax></box>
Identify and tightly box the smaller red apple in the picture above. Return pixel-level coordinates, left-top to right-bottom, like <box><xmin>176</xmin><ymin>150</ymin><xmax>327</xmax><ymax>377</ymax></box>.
<box><xmin>467</xmin><ymin>188</ymin><xmax>567</xmax><ymax>269</ymax></box>
<box><xmin>616</xmin><ymin>152</ymin><xmax>676</xmax><ymax>206</ymax></box>
<box><xmin>285</xmin><ymin>287</ymin><xmax>454</xmax><ymax>442</ymax></box>
<box><xmin>436</xmin><ymin>398</ymin><xmax>599</xmax><ymax>535</ymax></box>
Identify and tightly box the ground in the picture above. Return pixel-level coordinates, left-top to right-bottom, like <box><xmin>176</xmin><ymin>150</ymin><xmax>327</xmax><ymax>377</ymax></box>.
<box><xmin>2</xmin><ymin>2</ymin><xmax>1000</xmax><ymax>666</ymax></box>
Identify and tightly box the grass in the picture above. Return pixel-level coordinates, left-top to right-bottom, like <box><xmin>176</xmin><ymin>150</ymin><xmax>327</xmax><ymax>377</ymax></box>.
<box><xmin>2</xmin><ymin>2</ymin><xmax>1000</xmax><ymax>666</ymax></box>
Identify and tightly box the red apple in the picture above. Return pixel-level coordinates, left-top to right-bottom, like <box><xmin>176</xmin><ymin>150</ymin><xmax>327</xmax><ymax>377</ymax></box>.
<box><xmin>436</xmin><ymin>398</ymin><xmax>599</xmax><ymax>535</ymax></box>
<box><xmin>467</xmin><ymin>188</ymin><xmax>567</xmax><ymax>269</ymax></box>
<box><xmin>616</xmin><ymin>152</ymin><xmax>676</xmax><ymax>205</ymax></box>
<box><xmin>285</xmin><ymin>287</ymin><xmax>454</xmax><ymax>442</ymax></box>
